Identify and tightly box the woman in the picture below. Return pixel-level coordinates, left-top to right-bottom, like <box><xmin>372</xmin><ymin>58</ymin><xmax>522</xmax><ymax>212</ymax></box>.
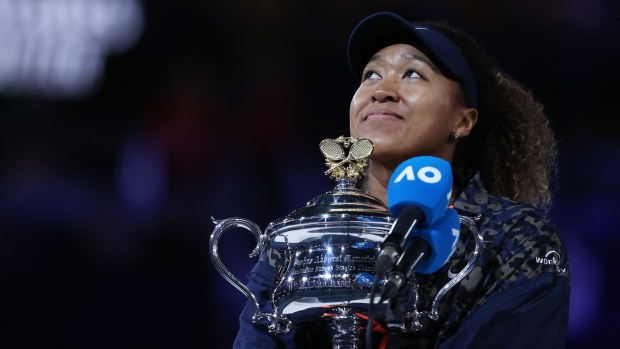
<box><xmin>234</xmin><ymin>11</ymin><xmax>570</xmax><ymax>348</ymax></box>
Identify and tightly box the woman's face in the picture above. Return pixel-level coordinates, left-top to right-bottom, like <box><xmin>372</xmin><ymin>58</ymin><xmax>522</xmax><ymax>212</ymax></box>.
<box><xmin>349</xmin><ymin>43</ymin><xmax>472</xmax><ymax>167</ymax></box>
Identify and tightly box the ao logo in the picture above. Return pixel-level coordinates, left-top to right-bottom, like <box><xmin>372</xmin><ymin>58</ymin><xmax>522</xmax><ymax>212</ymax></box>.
<box><xmin>393</xmin><ymin>165</ymin><xmax>442</xmax><ymax>184</ymax></box>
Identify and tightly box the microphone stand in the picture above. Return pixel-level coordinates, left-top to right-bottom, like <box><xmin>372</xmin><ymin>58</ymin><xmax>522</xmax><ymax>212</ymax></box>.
<box><xmin>381</xmin><ymin>239</ymin><xmax>430</xmax><ymax>348</ymax></box>
<box><xmin>384</xmin><ymin>285</ymin><xmax>406</xmax><ymax>349</ymax></box>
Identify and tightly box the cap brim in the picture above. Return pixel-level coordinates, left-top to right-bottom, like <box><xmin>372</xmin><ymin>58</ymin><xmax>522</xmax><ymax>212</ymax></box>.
<box><xmin>347</xmin><ymin>12</ymin><xmax>423</xmax><ymax>79</ymax></box>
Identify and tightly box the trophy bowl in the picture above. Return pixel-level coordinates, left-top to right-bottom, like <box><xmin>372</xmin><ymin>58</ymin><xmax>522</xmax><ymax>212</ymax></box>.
<box><xmin>260</xmin><ymin>177</ymin><xmax>396</xmax><ymax>316</ymax></box>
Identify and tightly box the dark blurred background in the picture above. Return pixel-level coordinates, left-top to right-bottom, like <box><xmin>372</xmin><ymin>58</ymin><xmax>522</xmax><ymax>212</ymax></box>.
<box><xmin>0</xmin><ymin>0</ymin><xmax>618</xmax><ymax>348</ymax></box>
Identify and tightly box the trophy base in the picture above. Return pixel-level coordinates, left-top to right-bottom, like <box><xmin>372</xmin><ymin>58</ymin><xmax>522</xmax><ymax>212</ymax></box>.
<box><xmin>327</xmin><ymin>306</ymin><xmax>362</xmax><ymax>349</ymax></box>
<box><xmin>281</xmin><ymin>294</ymin><xmax>384</xmax><ymax>315</ymax></box>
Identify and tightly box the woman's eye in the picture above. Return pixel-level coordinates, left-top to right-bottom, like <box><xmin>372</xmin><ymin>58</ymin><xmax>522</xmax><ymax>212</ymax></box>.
<box><xmin>363</xmin><ymin>70</ymin><xmax>380</xmax><ymax>81</ymax></box>
<box><xmin>404</xmin><ymin>69</ymin><xmax>422</xmax><ymax>78</ymax></box>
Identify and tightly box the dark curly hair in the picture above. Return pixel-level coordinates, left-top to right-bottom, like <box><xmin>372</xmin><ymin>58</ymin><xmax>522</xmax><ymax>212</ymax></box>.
<box><xmin>418</xmin><ymin>20</ymin><xmax>559</xmax><ymax>210</ymax></box>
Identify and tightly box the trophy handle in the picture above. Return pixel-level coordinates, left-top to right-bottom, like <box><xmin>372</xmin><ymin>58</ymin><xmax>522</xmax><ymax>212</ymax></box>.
<box><xmin>404</xmin><ymin>214</ymin><xmax>484</xmax><ymax>332</ymax></box>
<box><xmin>209</xmin><ymin>217</ymin><xmax>293</xmax><ymax>334</ymax></box>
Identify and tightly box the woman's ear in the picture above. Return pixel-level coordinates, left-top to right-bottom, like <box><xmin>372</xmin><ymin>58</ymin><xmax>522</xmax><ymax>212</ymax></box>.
<box><xmin>455</xmin><ymin>108</ymin><xmax>478</xmax><ymax>137</ymax></box>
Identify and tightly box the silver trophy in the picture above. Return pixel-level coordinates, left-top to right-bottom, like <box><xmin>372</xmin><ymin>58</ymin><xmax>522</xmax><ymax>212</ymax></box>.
<box><xmin>209</xmin><ymin>136</ymin><xmax>483</xmax><ymax>348</ymax></box>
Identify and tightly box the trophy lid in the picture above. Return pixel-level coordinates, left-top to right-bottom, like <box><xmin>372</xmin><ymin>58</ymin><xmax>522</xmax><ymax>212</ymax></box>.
<box><xmin>266</xmin><ymin>136</ymin><xmax>394</xmax><ymax>247</ymax></box>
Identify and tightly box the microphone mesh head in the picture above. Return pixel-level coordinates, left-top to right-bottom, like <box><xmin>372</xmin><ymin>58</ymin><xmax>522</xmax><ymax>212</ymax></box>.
<box><xmin>320</xmin><ymin>138</ymin><xmax>345</xmax><ymax>160</ymax></box>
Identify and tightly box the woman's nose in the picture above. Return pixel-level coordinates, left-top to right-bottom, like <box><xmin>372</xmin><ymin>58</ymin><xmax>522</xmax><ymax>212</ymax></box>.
<box><xmin>372</xmin><ymin>79</ymin><xmax>400</xmax><ymax>102</ymax></box>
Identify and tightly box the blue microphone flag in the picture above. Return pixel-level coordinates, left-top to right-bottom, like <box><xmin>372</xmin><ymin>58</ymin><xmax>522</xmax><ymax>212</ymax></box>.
<box><xmin>387</xmin><ymin>156</ymin><xmax>453</xmax><ymax>227</ymax></box>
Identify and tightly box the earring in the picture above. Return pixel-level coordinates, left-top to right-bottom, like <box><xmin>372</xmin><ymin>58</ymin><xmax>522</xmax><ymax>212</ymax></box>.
<box><xmin>448</xmin><ymin>131</ymin><xmax>460</xmax><ymax>143</ymax></box>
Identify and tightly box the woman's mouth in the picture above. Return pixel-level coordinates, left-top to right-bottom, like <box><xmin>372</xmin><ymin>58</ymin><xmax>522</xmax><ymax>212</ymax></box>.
<box><xmin>364</xmin><ymin>109</ymin><xmax>403</xmax><ymax>121</ymax></box>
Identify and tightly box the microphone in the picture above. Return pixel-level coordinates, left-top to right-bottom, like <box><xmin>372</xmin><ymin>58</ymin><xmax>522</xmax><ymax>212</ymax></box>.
<box><xmin>374</xmin><ymin>156</ymin><xmax>453</xmax><ymax>275</ymax></box>
<box><xmin>380</xmin><ymin>207</ymin><xmax>461</xmax><ymax>301</ymax></box>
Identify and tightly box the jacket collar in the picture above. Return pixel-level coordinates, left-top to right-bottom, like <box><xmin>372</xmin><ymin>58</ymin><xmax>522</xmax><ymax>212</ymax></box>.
<box><xmin>453</xmin><ymin>171</ymin><xmax>489</xmax><ymax>217</ymax></box>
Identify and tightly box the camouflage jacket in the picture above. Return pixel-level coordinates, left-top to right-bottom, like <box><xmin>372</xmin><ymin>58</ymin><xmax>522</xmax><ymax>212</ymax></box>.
<box><xmin>233</xmin><ymin>172</ymin><xmax>571</xmax><ymax>348</ymax></box>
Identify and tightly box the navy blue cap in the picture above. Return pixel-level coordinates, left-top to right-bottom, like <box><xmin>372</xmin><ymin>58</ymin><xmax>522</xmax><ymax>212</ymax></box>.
<box><xmin>347</xmin><ymin>12</ymin><xmax>478</xmax><ymax>108</ymax></box>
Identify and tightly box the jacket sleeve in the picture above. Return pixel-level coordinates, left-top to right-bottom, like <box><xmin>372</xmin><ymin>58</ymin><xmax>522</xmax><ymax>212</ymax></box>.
<box><xmin>232</xmin><ymin>255</ymin><xmax>337</xmax><ymax>348</ymax></box>
<box><xmin>233</xmin><ymin>260</ymin><xmax>289</xmax><ymax>349</ymax></box>
<box><xmin>437</xmin><ymin>273</ymin><xmax>569</xmax><ymax>348</ymax></box>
